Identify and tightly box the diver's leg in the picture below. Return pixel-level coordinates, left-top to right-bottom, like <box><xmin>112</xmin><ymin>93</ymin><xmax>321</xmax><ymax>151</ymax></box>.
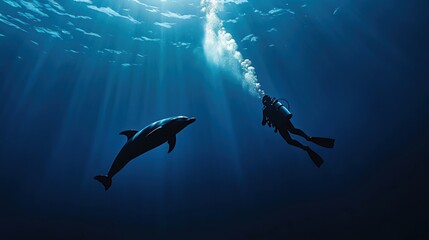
<box><xmin>279</xmin><ymin>128</ymin><xmax>308</xmax><ymax>150</ymax></box>
<box><xmin>287</xmin><ymin>120</ymin><xmax>311</xmax><ymax>141</ymax></box>
<box><xmin>288</xmin><ymin>120</ymin><xmax>335</xmax><ymax>148</ymax></box>
<box><xmin>280</xmin><ymin>128</ymin><xmax>324</xmax><ymax>167</ymax></box>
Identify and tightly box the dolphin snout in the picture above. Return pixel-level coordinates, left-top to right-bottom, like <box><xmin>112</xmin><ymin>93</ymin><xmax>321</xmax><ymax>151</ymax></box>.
<box><xmin>187</xmin><ymin>117</ymin><xmax>196</xmax><ymax>124</ymax></box>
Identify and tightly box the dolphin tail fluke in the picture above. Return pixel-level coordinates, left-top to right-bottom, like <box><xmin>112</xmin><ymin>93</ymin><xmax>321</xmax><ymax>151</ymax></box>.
<box><xmin>94</xmin><ymin>175</ymin><xmax>112</xmax><ymax>191</ymax></box>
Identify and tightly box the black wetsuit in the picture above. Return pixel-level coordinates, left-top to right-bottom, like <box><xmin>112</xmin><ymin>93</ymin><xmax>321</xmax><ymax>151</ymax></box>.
<box><xmin>262</xmin><ymin>101</ymin><xmax>311</xmax><ymax>151</ymax></box>
<box><xmin>261</xmin><ymin>95</ymin><xmax>334</xmax><ymax>167</ymax></box>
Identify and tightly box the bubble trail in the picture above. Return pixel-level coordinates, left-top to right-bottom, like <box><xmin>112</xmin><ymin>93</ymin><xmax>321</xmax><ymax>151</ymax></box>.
<box><xmin>201</xmin><ymin>0</ymin><xmax>264</xmax><ymax>97</ymax></box>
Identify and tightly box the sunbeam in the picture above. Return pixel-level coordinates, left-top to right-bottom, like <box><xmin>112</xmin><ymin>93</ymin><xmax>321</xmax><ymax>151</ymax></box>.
<box><xmin>1</xmin><ymin>0</ymin><xmax>428</xmax><ymax>239</ymax></box>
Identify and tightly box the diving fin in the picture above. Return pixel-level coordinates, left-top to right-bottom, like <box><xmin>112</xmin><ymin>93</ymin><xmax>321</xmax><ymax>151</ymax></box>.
<box><xmin>310</xmin><ymin>137</ymin><xmax>335</xmax><ymax>148</ymax></box>
<box><xmin>305</xmin><ymin>147</ymin><xmax>324</xmax><ymax>168</ymax></box>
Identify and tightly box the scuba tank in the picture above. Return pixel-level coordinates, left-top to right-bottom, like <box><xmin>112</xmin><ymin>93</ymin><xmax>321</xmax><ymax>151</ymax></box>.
<box><xmin>272</xmin><ymin>99</ymin><xmax>292</xmax><ymax>119</ymax></box>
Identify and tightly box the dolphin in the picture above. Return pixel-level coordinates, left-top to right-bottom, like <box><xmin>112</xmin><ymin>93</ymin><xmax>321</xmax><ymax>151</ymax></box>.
<box><xmin>95</xmin><ymin>116</ymin><xmax>196</xmax><ymax>190</ymax></box>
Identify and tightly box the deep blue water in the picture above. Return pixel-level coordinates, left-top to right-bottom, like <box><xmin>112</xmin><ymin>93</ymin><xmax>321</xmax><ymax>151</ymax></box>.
<box><xmin>1</xmin><ymin>0</ymin><xmax>428</xmax><ymax>239</ymax></box>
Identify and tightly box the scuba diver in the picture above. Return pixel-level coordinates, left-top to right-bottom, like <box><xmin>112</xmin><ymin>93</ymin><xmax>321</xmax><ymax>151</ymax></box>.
<box><xmin>262</xmin><ymin>95</ymin><xmax>335</xmax><ymax>167</ymax></box>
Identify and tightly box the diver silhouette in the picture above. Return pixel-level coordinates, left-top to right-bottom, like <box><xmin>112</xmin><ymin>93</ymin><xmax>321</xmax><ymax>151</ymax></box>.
<box><xmin>262</xmin><ymin>95</ymin><xmax>335</xmax><ymax>167</ymax></box>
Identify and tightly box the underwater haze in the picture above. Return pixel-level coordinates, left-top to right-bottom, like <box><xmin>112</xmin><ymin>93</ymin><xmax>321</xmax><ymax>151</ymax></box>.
<box><xmin>1</xmin><ymin>0</ymin><xmax>428</xmax><ymax>239</ymax></box>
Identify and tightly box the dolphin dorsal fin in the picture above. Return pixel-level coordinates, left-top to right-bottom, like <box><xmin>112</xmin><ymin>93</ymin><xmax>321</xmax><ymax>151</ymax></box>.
<box><xmin>119</xmin><ymin>130</ymin><xmax>138</xmax><ymax>140</ymax></box>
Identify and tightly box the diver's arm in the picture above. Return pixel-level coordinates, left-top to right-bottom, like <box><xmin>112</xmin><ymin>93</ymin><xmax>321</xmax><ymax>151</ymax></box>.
<box><xmin>262</xmin><ymin>110</ymin><xmax>267</xmax><ymax>126</ymax></box>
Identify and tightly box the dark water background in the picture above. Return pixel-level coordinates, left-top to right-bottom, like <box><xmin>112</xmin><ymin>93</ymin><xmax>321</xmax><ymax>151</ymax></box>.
<box><xmin>0</xmin><ymin>0</ymin><xmax>428</xmax><ymax>239</ymax></box>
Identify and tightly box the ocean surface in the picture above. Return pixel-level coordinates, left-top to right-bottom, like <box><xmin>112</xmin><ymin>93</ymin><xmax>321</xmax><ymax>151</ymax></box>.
<box><xmin>0</xmin><ymin>0</ymin><xmax>428</xmax><ymax>239</ymax></box>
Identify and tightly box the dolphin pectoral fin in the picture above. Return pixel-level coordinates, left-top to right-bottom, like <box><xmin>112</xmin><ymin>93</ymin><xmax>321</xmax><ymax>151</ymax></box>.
<box><xmin>168</xmin><ymin>135</ymin><xmax>176</xmax><ymax>153</ymax></box>
<box><xmin>120</xmin><ymin>130</ymin><xmax>138</xmax><ymax>141</ymax></box>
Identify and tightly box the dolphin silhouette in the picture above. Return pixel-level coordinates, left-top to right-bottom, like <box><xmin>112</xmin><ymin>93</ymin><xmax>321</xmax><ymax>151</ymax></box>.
<box><xmin>95</xmin><ymin>116</ymin><xmax>196</xmax><ymax>190</ymax></box>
